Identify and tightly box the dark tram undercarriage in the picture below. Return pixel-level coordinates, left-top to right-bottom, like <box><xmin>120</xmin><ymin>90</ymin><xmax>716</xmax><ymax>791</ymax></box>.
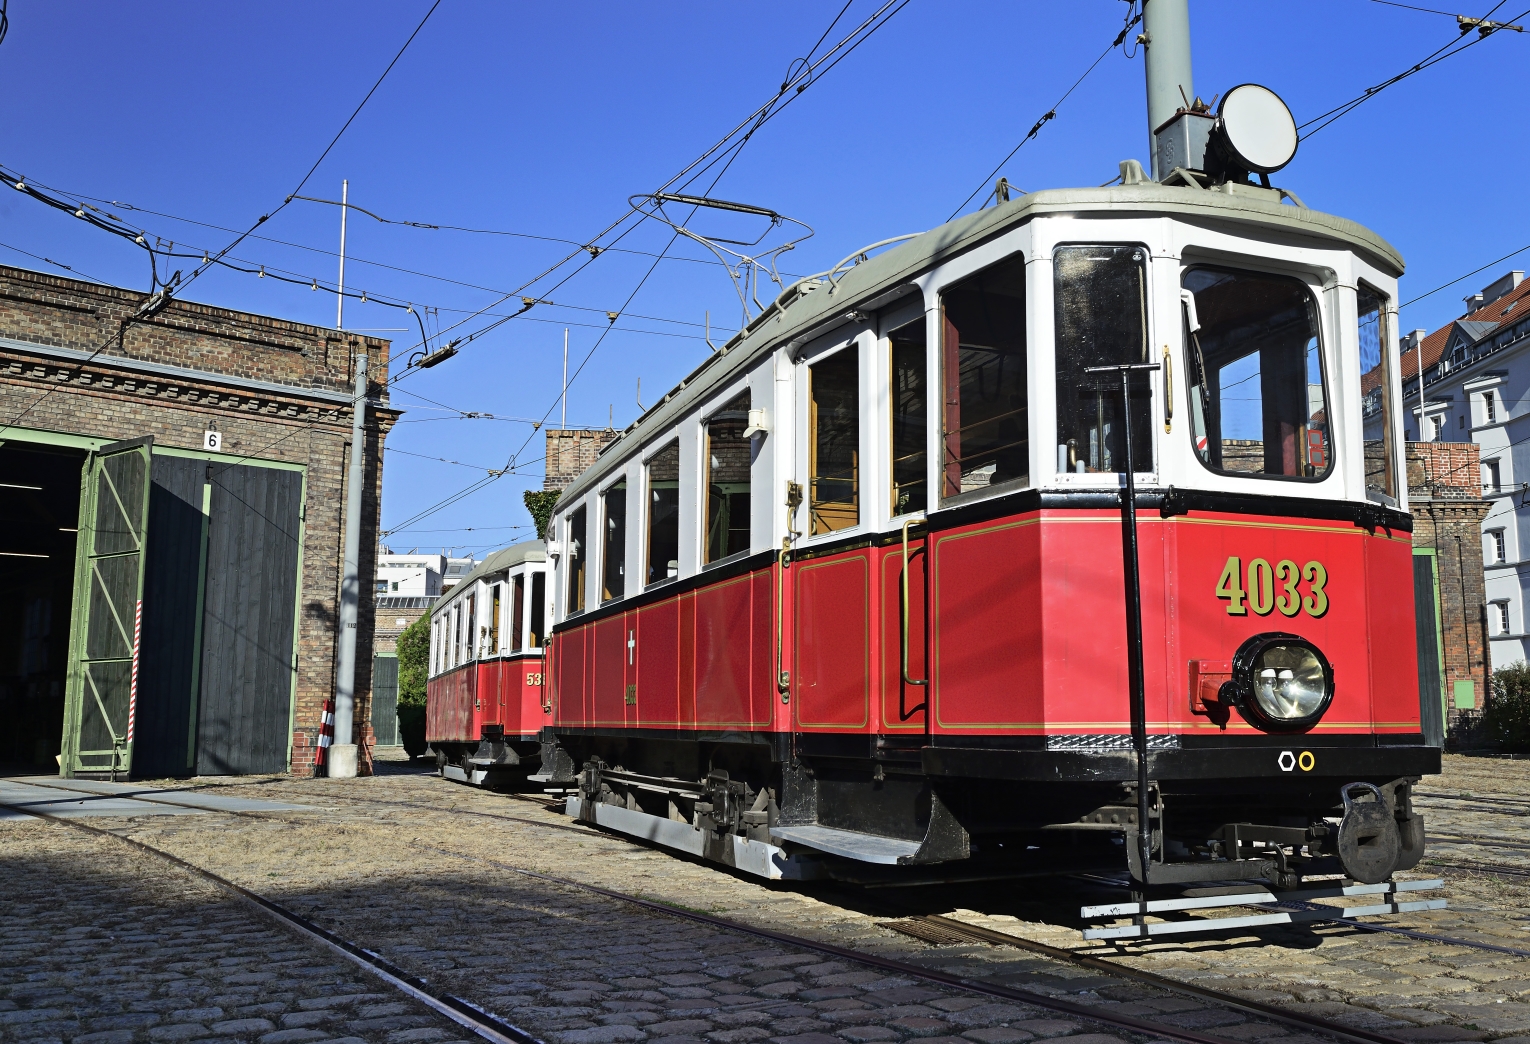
<box><xmin>537</xmin><ymin>727</ymin><xmax>1437</xmax><ymax>888</ymax></box>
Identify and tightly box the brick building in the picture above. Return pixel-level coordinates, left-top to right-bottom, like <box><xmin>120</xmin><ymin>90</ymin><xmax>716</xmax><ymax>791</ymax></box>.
<box><xmin>544</xmin><ymin>428</ymin><xmax>617</xmax><ymax>491</ymax></box>
<box><xmin>0</xmin><ymin>264</ymin><xmax>395</xmax><ymax>778</ymax></box>
<box><xmin>1406</xmin><ymin>441</ymin><xmax>1492</xmax><ymax>741</ymax></box>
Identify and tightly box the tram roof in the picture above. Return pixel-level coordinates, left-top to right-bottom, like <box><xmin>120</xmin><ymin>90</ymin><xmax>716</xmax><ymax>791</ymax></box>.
<box><xmin>432</xmin><ymin>539</ymin><xmax>546</xmax><ymax>615</ymax></box>
<box><xmin>556</xmin><ymin>183</ymin><xmax>1403</xmax><ymax>508</ymax></box>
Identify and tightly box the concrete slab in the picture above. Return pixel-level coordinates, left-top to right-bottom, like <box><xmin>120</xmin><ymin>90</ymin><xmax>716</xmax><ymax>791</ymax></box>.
<box><xmin>0</xmin><ymin>777</ymin><xmax>315</xmax><ymax>818</ymax></box>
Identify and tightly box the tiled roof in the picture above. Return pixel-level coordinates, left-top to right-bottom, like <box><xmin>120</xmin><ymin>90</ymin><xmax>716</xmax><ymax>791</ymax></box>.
<box><xmin>1401</xmin><ymin>276</ymin><xmax>1530</xmax><ymax>390</ymax></box>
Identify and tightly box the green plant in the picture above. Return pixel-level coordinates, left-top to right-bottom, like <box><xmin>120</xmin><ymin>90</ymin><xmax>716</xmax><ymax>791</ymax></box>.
<box><xmin>523</xmin><ymin>489</ymin><xmax>560</xmax><ymax>541</ymax></box>
<box><xmin>1484</xmin><ymin>661</ymin><xmax>1530</xmax><ymax>752</ymax></box>
<box><xmin>396</xmin><ymin>614</ymin><xmax>430</xmax><ymax>708</ymax></box>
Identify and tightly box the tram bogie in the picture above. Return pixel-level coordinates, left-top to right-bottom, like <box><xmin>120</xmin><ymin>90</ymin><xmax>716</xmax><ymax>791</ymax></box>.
<box><xmin>425</xmin><ymin>542</ymin><xmax>553</xmax><ymax>787</ymax></box>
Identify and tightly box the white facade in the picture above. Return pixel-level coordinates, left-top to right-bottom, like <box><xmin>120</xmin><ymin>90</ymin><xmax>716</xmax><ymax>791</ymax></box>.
<box><xmin>1400</xmin><ymin>270</ymin><xmax>1530</xmax><ymax>666</ymax></box>
<box><xmin>376</xmin><ymin>553</ymin><xmax>444</xmax><ymax>597</ymax></box>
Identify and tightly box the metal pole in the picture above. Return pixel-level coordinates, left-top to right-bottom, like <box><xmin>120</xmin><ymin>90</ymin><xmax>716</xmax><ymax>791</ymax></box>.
<box><xmin>1085</xmin><ymin>361</ymin><xmax>1159</xmax><ymax>927</ymax></box>
<box><xmin>331</xmin><ymin>352</ymin><xmax>368</xmax><ymax>777</ymax></box>
<box><xmin>337</xmin><ymin>179</ymin><xmax>349</xmax><ymax>329</ymax></box>
<box><xmin>1142</xmin><ymin>0</ymin><xmax>1194</xmax><ymax>179</ymax></box>
<box><xmin>561</xmin><ymin>327</ymin><xmax>569</xmax><ymax>429</ymax></box>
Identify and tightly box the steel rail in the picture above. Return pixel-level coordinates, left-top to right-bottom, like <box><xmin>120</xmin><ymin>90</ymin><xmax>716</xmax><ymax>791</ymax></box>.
<box><xmin>16</xmin><ymin>779</ymin><xmax>1526</xmax><ymax>1044</ymax></box>
<box><xmin>1</xmin><ymin>802</ymin><xmax>544</xmax><ymax>1044</ymax></box>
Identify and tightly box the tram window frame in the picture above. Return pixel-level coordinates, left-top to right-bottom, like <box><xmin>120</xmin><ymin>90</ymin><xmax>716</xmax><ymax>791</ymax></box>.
<box><xmin>939</xmin><ymin>252</ymin><xmax>1030</xmax><ymax>502</ymax></box>
<box><xmin>1358</xmin><ymin>283</ymin><xmax>1399</xmax><ymax>507</ymax></box>
<box><xmin>464</xmin><ymin>591</ymin><xmax>478</xmax><ymax>659</ymax></box>
<box><xmin>529</xmin><ymin>570</ymin><xmax>547</xmax><ymax>647</ymax></box>
<box><xmin>1182</xmin><ymin>263</ymin><xmax>1333</xmax><ymax>483</ymax></box>
<box><xmin>601</xmin><ymin>479</ymin><xmax>628</xmax><ymax>604</ymax></box>
<box><xmin>510</xmin><ymin>574</ymin><xmax>525</xmax><ymax>653</ymax></box>
<box><xmin>704</xmin><ymin>390</ymin><xmax>753</xmax><ymax>566</ymax></box>
<box><xmin>489</xmin><ymin>583</ymin><xmax>502</xmax><ymax>655</ymax></box>
<box><xmin>808</xmin><ymin>343</ymin><xmax>862</xmax><ymax>535</ymax></box>
<box><xmin>566</xmin><ymin>506</ymin><xmax>587</xmax><ymax>615</ymax></box>
<box><xmin>889</xmin><ymin>315</ymin><xmax>928</xmax><ymax>517</ymax></box>
<box><xmin>645</xmin><ymin>441</ymin><xmax>681</xmax><ymax>587</ymax></box>
<box><xmin>1054</xmin><ymin>244</ymin><xmax>1153</xmax><ymax>477</ymax></box>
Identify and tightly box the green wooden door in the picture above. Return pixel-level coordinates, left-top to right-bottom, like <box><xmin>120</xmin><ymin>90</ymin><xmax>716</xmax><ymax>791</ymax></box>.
<box><xmin>61</xmin><ymin>437</ymin><xmax>153</xmax><ymax>778</ymax></box>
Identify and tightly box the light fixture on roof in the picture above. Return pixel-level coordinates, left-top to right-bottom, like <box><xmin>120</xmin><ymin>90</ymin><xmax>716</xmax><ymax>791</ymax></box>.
<box><xmin>1212</xmin><ymin>84</ymin><xmax>1298</xmax><ymax>175</ymax></box>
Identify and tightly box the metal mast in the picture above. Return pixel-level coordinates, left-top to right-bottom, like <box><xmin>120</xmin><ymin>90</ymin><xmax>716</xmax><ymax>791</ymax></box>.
<box><xmin>331</xmin><ymin>352</ymin><xmax>368</xmax><ymax>776</ymax></box>
<box><xmin>1142</xmin><ymin>0</ymin><xmax>1195</xmax><ymax>180</ymax></box>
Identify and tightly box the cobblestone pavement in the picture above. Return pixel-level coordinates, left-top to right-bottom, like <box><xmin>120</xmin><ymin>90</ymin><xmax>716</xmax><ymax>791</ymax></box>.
<box><xmin>4</xmin><ymin>755</ymin><xmax>1528</xmax><ymax>1044</ymax></box>
<box><xmin>0</xmin><ymin>821</ymin><xmax>474</xmax><ymax>1044</ymax></box>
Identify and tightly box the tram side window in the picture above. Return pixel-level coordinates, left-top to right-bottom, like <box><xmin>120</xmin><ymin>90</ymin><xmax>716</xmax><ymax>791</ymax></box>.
<box><xmin>602</xmin><ymin>480</ymin><xmax>627</xmax><ymax>603</ymax></box>
<box><xmin>1055</xmin><ymin>245</ymin><xmax>1151</xmax><ymax>474</ymax></box>
<box><xmin>941</xmin><ymin>254</ymin><xmax>1028</xmax><ymax>498</ymax></box>
<box><xmin>510</xmin><ymin>575</ymin><xmax>524</xmax><ymax>653</ymax></box>
<box><xmin>529</xmin><ymin>572</ymin><xmax>546</xmax><ymax>646</ymax></box>
<box><xmin>810</xmin><ymin>347</ymin><xmax>860</xmax><ymax>534</ymax></box>
<box><xmin>705</xmin><ymin>391</ymin><xmax>752</xmax><ymax>563</ymax></box>
<box><xmin>567</xmin><ymin>507</ymin><xmax>587</xmax><ymax>614</ymax></box>
<box><xmin>890</xmin><ymin>318</ymin><xmax>927</xmax><ymax>516</ymax></box>
<box><xmin>489</xmin><ymin>583</ymin><xmax>502</xmax><ymax>655</ymax></box>
<box><xmin>1358</xmin><ymin>286</ymin><xmax>1397</xmax><ymax>504</ymax></box>
<box><xmin>464</xmin><ymin>592</ymin><xmax>477</xmax><ymax>659</ymax></box>
<box><xmin>1184</xmin><ymin>266</ymin><xmax>1331</xmax><ymax>480</ymax></box>
<box><xmin>646</xmin><ymin>442</ymin><xmax>680</xmax><ymax>585</ymax></box>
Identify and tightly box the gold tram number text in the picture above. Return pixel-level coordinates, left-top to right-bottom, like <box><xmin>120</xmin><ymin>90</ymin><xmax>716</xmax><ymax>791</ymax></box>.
<box><xmin>526</xmin><ymin>672</ymin><xmax>544</xmax><ymax>686</ymax></box>
<box><xmin>1215</xmin><ymin>557</ymin><xmax>1328</xmax><ymax>618</ymax></box>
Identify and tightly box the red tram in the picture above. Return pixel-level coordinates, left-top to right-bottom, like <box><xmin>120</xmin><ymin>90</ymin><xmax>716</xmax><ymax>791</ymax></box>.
<box><xmin>529</xmin><ymin>40</ymin><xmax>1437</xmax><ymax>891</ymax></box>
<box><xmin>425</xmin><ymin>542</ymin><xmax>552</xmax><ymax>786</ymax></box>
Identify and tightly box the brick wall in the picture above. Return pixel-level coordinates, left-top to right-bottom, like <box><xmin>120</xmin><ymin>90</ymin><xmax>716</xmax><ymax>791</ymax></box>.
<box><xmin>1407</xmin><ymin>441</ymin><xmax>1492</xmax><ymax>732</ymax></box>
<box><xmin>544</xmin><ymin>428</ymin><xmax>617</xmax><ymax>491</ymax></box>
<box><xmin>0</xmin><ymin>264</ymin><xmax>397</xmax><ymax>776</ymax></box>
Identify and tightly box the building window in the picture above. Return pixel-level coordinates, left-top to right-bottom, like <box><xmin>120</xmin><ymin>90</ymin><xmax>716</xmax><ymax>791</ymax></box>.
<box><xmin>567</xmin><ymin>507</ymin><xmax>587</xmax><ymax>614</ymax></box>
<box><xmin>375</xmin><ymin>579</ymin><xmax>388</xmax><ymax>593</ymax></box>
<box><xmin>646</xmin><ymin>442</ymin><xmax>680</xmax><ymax>585</ymax></box>
<box><xmin>1490</xmin><ymin>529</ymin><xmax>1507</xmax><ymax>564</ymax></box>
<box><xmin>942</xmin><ymin>253</ymin><xmax>1028</xmax><ymax>495</ymax></box>
<box><xmin>1485</xmin><ymin>458</ymin><xmax>1502</xmax><ymax>493</ymax></box>
<box><xmin>1495</xmin><ymin>601</ymin><xmax>1511</xmax><ymax>636</ymax></box>
<box><xmin>1485</xmin><ymin>390</ymin><xmax>1497</xmax><ymax>424</ymax></box>
<box><xmin>1459</xmin><ymin>414</ymin><xmax>1465</xmax><ymax>429</ymax></box>
<box><xmin>602</xmin><ymin>480</ymin><xmax>627</xmax><ymax>603</ymax></box>
<box><xmin>705</xmin><ymin>391</ymin><xmax>752</xmax><ymax>563</ymax></box>
<box><xmin>1431</xmin><ymin>415</ymin><xmax>1443</xmax><ymax>441</ymax></box>
<box><xmin>889</xmin><ymin>317</ymin><xmax>927</xmax><ymax>516</ymax></box>
<box><xmin>809</xmin><ymin>346</ymin><xmax>860</xmax><ymax>535</ymax></box>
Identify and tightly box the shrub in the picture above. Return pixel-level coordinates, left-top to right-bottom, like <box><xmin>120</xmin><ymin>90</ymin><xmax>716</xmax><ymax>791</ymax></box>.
<box><xmin>1484</xmin><ymin>661</ymin><xmax>1530</xmax><ymax>752</ymax></box>
<box><xmin>396</xmin><ymin>613</ymin><xmax>429</xmax><ymax>709</ymax></box>
<box><xmin>523</xmin><ymin>489</ymin><xmax>560</xmax><ymax>541</ymax></box>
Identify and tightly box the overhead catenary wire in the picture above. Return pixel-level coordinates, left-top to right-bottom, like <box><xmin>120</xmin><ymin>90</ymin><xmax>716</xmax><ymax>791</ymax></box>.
<box><xmin>1299</xmin><ymin>1</ymin><xmax>1526</xmax><ymax>138</ymax></box>
<box><xmin>947</xmin><ymin>2</ymin><xmax>1143</xmax><ymax>221</ymax></box>
<box><xmin>0</xmin><ymin>0</ymin><xmax>442</xmax><ymax>438</ymax></box>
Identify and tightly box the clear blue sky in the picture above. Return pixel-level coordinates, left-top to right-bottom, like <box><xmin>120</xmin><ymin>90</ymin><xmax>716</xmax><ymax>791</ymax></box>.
<box><xmin>2</xmin><ymin>1</ymin><xmax>1526</xmax><ymax>555</ymax></box>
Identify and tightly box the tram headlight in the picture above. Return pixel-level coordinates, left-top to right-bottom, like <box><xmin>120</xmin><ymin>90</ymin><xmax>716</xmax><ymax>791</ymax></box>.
<box><xmin>1230</xmin><ymin>633</ymin><xmax>1333</xmax><ymax>732</ymax></box>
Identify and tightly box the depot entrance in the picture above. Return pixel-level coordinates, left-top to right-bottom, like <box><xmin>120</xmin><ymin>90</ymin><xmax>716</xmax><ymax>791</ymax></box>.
<box><xmin>0</xmin><ymin>442</ymin><xmax>87</xmax><ymax>772</ymax></box>
<box><xmin>1</xmin><ymin>433</ymin><xmax>305</xmax><ymax>779</ymax></box>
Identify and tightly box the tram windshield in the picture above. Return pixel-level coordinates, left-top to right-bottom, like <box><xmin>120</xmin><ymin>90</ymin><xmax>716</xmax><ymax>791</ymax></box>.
<box><xmin>1184</xmin><ymin>266</ymin><xmax>1331</xmax><ymax>480</ymax></box>
<box><xmin>1054</xmin><ymin>245</ymin><xmax>1152</xmax><ymax>474</ymax></box>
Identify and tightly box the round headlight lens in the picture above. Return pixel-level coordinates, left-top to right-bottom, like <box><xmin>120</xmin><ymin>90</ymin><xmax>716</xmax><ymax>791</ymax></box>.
<box><xmin>1231</xmin><ymin>633</ymin><xmax>1334</xmax><ymax>732</ymax></box>
<box><xmin>1252</xmin><ymin>644</ymin><xmax>1328</xmax><ymax>720</ymax></box>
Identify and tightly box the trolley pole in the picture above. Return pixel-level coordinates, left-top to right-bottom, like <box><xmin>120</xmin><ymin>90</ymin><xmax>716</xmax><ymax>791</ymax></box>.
<box><xmin>1142</xmin><ymin>0</ymin><xmax>1194</xmax><ymax>180</ymax></box>
<box><xmin>331</xmin><ymin>352</ymin><xmax>368</xmax><ymax>778</ymax></box>
<box><xmin>1085</xmin><ymin>362</ymin><xmax>1159</xmax><ymax>931</ymax></box>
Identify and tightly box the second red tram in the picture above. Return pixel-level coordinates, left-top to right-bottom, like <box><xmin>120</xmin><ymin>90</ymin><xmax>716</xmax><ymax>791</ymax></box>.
<box><xmin>426</xmin><ymin>542</ymin><xmax>553</xmax><ymax>786</ymax></box>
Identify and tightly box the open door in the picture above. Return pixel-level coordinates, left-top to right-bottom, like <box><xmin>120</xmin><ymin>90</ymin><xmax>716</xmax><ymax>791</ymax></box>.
<box><xmin>61</xmin><ymin>437</ymin><xmax>153</xmax><ymax>778</ymax></box>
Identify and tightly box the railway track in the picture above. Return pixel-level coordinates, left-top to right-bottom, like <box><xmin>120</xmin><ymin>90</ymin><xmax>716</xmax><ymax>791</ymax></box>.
<box><xmin>11</xmin><ymin>776</ymin><xmax>1530</xmax><ymax>1044</ymax></box>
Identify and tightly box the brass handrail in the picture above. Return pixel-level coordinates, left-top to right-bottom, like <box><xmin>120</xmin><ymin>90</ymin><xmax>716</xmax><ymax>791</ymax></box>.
<box><xmin>900</xmin><ymin>518</ymin><xmax>928</xmax><ymax>689</ymax></box>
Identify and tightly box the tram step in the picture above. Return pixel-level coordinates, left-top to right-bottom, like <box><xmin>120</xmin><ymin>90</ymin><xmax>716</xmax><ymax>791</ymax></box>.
<box><xmin>769</xmin><ymin>825</ymin><xmax>922</xmax><ymax>864</ymax></box>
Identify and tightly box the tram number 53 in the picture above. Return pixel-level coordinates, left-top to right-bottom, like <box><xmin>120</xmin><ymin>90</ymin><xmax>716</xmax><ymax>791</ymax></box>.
<box><xmin>1215</xmin><ymin>557</ymin><xmax>1328</xmax><ymax>618</ymax></box>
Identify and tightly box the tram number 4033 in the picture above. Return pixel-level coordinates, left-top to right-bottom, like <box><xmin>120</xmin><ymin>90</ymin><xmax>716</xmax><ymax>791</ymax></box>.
<box><xmin>1215</xmin><ymin>557</ymin><xmax>1328</xmax><ymax>618</ymax></box>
